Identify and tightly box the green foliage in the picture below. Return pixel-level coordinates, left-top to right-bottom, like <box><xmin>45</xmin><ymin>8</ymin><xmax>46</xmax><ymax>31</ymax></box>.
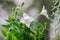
<box><xmin>1</xmin><ymin>3</ymin><xmax>48</xmax><ymax>40</ymax></box>
<box><xmin>55</xmin><ymin>34</ymin><xmax>60</xmax><ymax>40</ymax></box>
<box><xmin>20</xmin><ymin>2</ymin><xmax>25</xmax><ymax>7</ymax></box>
<box><xmin>52</xmin><ymin>0</ymin><xmax>60</xmax><ymax>40</ymax></box>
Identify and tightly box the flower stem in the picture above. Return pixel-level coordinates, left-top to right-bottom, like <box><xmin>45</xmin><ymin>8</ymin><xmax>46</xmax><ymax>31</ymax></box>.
<box><xmin>34</xmin><ymin>13</ymin><xmax>41</xmax><ymax>20</ymax></box>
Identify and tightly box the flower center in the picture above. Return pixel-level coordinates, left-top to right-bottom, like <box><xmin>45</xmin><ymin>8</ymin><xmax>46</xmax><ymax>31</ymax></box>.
<box><xmin>25</xmin><ymin>18</ymin><xmax>29</xmax><ymax>20</ymax></box>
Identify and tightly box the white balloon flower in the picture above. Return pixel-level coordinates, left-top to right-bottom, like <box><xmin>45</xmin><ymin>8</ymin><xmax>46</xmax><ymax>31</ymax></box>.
<box><xmin>40</xmin><ymin>6</ymin><xmax>49</xmax><ymax>19</ymax></box>
<box><xmin>20</xmin><ymin>13</ymin><xmax>34</xmax><ymax>28</ymax></box>
<box><xmin>20</xmin><ymin>6</ymin><xmax>49</xmax><ymax>28</ymax></box>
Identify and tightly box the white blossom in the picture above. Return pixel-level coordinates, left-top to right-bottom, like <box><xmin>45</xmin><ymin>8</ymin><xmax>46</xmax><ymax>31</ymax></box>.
<box><xmin>40</xmin><ymin>6</ymin><xmax>49</xmax><ymax>19</ymax></box>
<box><xmin>20</xmin><ymin>13</ymin><xmax>34</xmax><ymax>28</ymax></box>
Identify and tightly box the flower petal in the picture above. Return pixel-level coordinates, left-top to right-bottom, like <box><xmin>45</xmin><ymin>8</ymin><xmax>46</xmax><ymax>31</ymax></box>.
<box><xmin>41</xmin><ymin>6</ymin><xmax>47</xmax><ymax>15</ymax></box>
<box><xmin>23</xmin><ymin>13</ymin><xmax>30</xmax><ymax>20</ymax></box>
<box><xmin>21</xmin><ymin>13</ymin><xmax>34</xmax><ymax>28</ymax></box>
<box><xmin>29</xmin><ymin>17</ymin><xmax>34</xmax><ymax>22</ymax></box>
<box><xmin>25</xmin><ymin>22</ymin><xmax>30</xmax><ymax>28</ymax></box>
<box><xmin>20</xmin><ymin>18</ymin><xmax>25</xmax><ymax>23</ymax></box>
<box><xmin>41</xmin><ymin>6</ymin><xmax>49</xmax><ymax>19</ymax></box>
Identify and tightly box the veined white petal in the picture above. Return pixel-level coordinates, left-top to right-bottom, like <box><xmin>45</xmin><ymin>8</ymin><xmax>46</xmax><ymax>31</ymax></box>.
<box><xmin>23</xmin><ymin>13</ymin><xmax>30</xmax><ymax>20</ymax></box>
<box><xmin>21</xmin><ymin>13</ymin><xmax>34</xmax><ymax>28</ymax></box>
<box><xmin>45</xmin><ymin>14</ymin><xmax>49</xmax><ymax>19</ymax></box>
<box><xmin>41</xmin><ymin>6</ymin><xmax>49</xmax><ymax>19</ymax></box>
<box><xmin>25</xmin><ymin>21</ymin><xmax>30</xmax><ymax>28</ymax></box>
<box><xmin>20</xmin><ymin>18</ymin><xmax>25</xmax><ymax>23</ymax></box>
<box><xmin>29</xmin><ymin>17</ymin><xmax>34</xmax><ymax>22</ymax></box>
<box><xmin>41</xmin><ymin>6</ymin><xmax>47</xmax><ymax>15</ymax></box>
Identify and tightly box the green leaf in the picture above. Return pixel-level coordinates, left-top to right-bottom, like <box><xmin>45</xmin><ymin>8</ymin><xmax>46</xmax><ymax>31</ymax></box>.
<box><xmin>6</xmin><ymin>16</ymin><xmax>15</xmax><ymax>23</ymax></box>
<box><xmin>39</xmin><ymin>23</ymin><xmax>44</xmax><ymax>28</ymax></box>
<box><xmin>21</xmin><ymin>2</ymin><xmax>24</xmax><ymax>7</ymax></box>
<box><xmin>13</xmin><ymin>21</ymin><xmax>20</xmax><ymax>27</ymax></box>
<box><xmin>11</xmin><ymin>34</ymin><xmax>17</xmax><ymax>40</ymax></box>
<box><xmin>30</xmin><ymin>21</ymin><xmax>35</xmax><ymax>26</ymax></box>
<box><xmin>2</xmin><ymin>29</ymin><xmax>8</xmax><ymax>37</ymax></box>
<box><xmin>2</xmin><ymin>24</ymin><xmax>11</xmax><ymax>29</ymax></box>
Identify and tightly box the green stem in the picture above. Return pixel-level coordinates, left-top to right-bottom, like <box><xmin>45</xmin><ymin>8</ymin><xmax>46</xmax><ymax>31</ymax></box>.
<box><xmin>34</xmin><ymin>13</ymin><xmax>41</xmax><ymax>20</ymax></box>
